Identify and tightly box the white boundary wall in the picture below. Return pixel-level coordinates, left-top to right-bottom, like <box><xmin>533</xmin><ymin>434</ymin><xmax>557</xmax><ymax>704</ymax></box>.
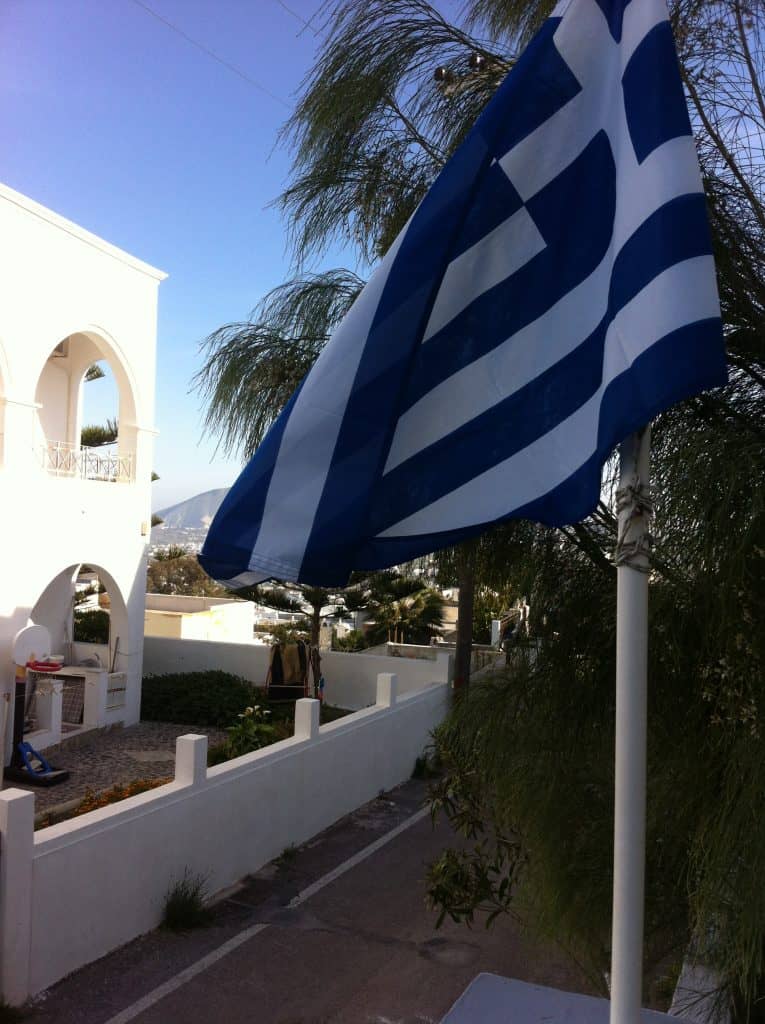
<box><xmin>0</xmin><ymin>676</ymin><xmax>448</xmax><ymax>1003</ymax></box>
<box><xmin>142</xmin><ymin>636</ymin><xmax>452</xmax><ymax>710</ymax></box>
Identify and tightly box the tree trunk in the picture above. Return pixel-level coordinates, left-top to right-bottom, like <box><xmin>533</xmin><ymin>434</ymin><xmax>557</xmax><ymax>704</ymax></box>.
<box><xmin>311</xmin><ymin>605</ymin><xmax>321</xmax><ymax>647</ymax></box>
<box><xmin>453</xmin><ymin>546</ymin><xmax>476</xmax><ymax>693</ymax></box>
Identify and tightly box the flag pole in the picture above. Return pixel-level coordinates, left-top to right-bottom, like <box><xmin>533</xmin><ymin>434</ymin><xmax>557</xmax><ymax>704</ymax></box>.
<box><xmin>610</xmin><ymin>426</ymin><xmax>651</xmax><ymax>1024</ymax></box>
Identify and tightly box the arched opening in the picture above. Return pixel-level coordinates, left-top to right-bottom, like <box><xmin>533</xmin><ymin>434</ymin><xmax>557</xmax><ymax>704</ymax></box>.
<box><xmin>35</xmin><ymin>331</ymin><xmax>137</xmax><ymax>482</ymax></box>
<box><xmin>72</xmin><ymin>566</ymin><xmax>112</xmax><ymax>650</ymax></box>
<box><xmin>25</xmin><ymin>563</ymin><xmax>128</xmax><ymax>738</ymax></box>
<box><xmin>79</xmin><ymin>359</ymin><xmax>119</xmax><ymax>450</ymax></box>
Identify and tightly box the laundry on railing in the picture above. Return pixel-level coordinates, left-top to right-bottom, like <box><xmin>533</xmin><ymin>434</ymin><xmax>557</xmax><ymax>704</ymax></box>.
<box><xmin>265</xmin><ymin>641</ymin><xmax>323</xmax><ymax>702</ymax></box>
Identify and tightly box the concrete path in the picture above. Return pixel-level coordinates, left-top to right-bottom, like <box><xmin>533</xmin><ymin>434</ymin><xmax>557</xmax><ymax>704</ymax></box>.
<box><xmin>27</xmin><ymin>780</ymin><xmax>593</xmax><ymax>1024</ymax></box>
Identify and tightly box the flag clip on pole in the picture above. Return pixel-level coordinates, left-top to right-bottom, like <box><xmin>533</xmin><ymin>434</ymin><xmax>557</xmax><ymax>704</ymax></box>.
<box><xmin>610</xmin><ymin>426</ymin><xmax>652</xmax><ymax>1024</ymax></box>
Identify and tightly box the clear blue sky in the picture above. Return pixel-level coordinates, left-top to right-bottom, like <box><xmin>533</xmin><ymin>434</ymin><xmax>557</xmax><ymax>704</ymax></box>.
<box><xmin>0</xmin><ymin>0</ymin><xmax>351</xmax><ymax>510</ymax></box>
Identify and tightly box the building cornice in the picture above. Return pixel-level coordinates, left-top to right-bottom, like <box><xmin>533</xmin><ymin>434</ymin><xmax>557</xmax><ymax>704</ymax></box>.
<box><xmin>0</xmin><ymin>183</ymin><xmax>168</xmax><ymax>282</ymax></box>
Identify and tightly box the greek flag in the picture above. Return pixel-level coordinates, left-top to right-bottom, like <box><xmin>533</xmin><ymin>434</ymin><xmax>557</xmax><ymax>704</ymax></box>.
<box><xmin>200</xmin><ymin>0</ymin><xmax>727</xmax><ymax>589</ymax></box>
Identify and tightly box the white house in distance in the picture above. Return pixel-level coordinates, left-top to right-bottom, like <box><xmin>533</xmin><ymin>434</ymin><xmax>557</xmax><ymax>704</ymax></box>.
<box><xmin>0</xmin><ymin>183</ymin><xmax>165</xmax><ymax>757</ymax></box>
<box><xmin>145</xmin><ymin>594</ymin><xmax>255</xmax><ymax>644</ymax></box>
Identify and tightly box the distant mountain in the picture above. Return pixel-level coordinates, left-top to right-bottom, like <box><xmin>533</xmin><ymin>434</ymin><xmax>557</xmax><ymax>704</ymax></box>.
<box><xmin>154</xmin><ymin>488</ymin><xmax>229</xmax><ymax>531</ymax></box>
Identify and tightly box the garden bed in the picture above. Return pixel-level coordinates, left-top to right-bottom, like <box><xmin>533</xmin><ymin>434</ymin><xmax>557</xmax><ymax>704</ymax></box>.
<box><xmin>30</xmin><ymin>674</ymin><xmax>353</xmax><ymax>827</ymax></box>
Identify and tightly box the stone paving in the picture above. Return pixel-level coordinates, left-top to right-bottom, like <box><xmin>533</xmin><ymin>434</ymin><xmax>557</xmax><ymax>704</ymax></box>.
<box><xmin>11</xmin><ymin>722</ymin><xmax>227</xmax><ymax>816</ymax></box>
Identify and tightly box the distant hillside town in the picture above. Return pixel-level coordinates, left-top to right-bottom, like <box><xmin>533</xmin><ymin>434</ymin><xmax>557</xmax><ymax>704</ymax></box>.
<box><xmin>150</xmin><ymin>487</ymin><xmax>229</xmax><ymax>553</ymax></box>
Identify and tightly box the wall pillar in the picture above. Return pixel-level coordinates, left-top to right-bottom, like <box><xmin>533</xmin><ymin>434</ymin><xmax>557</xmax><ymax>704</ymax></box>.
<box><xmin>83</xmin><ymin>670</ymin><xmax>108</xmax><ymax>728</ymax></box>
<box><xmin>294</xmin><ymin>699</ymin><xmax>320</xmax><ymax>740</ymax></box>
<box><xmin>436</xmin><ymin>651</ymin><xmax>454</xmax><ymax>685</ymax></box>
<box><xmin>376</xmin><ymin>673</ymin><xmax>398</xmax><ymax>707</ymax></box>
<box><xmin>175</xmin><ymin>734</ymin><xmax>208</xmax><ymax>786</ymax></box>
<box><xmin>0</xmin><ymin>789</ymin><xmax>34</xmax><ymax>1005</ymax></box>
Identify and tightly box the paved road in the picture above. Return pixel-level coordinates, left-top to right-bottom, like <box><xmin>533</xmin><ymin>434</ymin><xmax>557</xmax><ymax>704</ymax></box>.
<box><xmin>28</xmin><ymin>781</ymin><xmax>592</xmax><ymax>1024</ymax></box>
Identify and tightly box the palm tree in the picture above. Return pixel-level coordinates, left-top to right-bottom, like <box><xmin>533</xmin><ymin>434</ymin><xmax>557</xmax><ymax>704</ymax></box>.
<box><xmin>358</xmin><ymin>570</ymin><xmax>445</xmax><ymax>645</ymax></box>
<box><xmin>235</xmin><ymin>583</ymin><xmax>334</xmax><ymax>647</ymax></box>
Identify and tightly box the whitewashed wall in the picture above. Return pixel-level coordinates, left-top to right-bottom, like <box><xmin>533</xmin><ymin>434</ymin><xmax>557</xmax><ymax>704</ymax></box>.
<box><xmin>142</xmin><ymin>636</ymin><xmax>452</xmax><ymax>710</ymax></box>
<box><xmin>143</xmin><ymin>634</ymin><xmax>271</xmax><ymax>682</ymax></box>
<box><xmin>0</xmin><ymin>183</ymin><xmax>165</xmax><ymax>767</ymax></box>
<box><xmin>320</xmin><ymin>650</ymin><xmax>452</xmax><ymax>707</ymax></box>
<box><xmin>0</xmin><ymin>676</ymin><xmax>448</xmax><ymax>1003</ymax></box>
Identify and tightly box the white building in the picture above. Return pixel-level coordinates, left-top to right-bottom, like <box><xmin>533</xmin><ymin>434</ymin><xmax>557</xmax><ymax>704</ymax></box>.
<box><xmin>145</xmin><ymin>594</ymin><xmax>255</xmax><ymax>644</ymax></box>
<box><xmin>0</xmin><ymin>183</ymin><xmax>165</xmax><ymax>754</ymax></box>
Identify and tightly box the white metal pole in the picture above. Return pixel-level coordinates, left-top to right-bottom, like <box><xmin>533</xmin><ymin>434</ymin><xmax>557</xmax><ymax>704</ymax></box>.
<box><xmin>609</xmin><ymin>427</ymin><xmax>651</xmax><ymax>1024</ymax></box>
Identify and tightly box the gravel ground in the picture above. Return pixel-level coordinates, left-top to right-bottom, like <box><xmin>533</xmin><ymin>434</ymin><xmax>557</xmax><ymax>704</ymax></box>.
<box><xmin>10</xmin><ymin>722</ymin><xmax>227</xmax><ymax>815</ymax></box>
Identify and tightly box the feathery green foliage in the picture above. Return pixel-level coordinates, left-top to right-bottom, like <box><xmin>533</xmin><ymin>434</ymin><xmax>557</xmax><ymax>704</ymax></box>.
<box><xmin>84</xmin><ymin>363</ymin><xmax>105</xmax><ymax>382</ymax></box>
<box><xmin>80</xmin><ymin>417</ymin><xmax>119</xmax><ymax>448</ymax></box>
<box><xmin>195</xmin><ymin>270</ymin><xmax>363</xmax><ymax>459</ymax></box>
<box><xmin>280</xmin><ymin>0</ymin><xmax>512</xmax><ymax>264</ymax></box>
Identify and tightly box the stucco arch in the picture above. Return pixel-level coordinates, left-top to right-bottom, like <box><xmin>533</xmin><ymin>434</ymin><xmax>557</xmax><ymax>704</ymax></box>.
<box><xmin>74</xmin><ymin>323</ymin><xmax>142</xmax><ymax>426</ymax></box>
<box><xmin>29</xmin><ymin>561</ymin><xmax>129</xmax><ymax>667</ymax></box>
<box><xmin>33</xmin><ymin>326</ymin><xmax>143</xmax><ymax>480</ymax></box>
<box><xmin>33</xmin><ymin>324</ymin><xmax>140</xmax><ymax>425</ymax></box>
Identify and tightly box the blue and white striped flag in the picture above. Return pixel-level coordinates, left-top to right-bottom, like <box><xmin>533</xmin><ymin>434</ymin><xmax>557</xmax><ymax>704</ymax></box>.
<box><xmin>200</xmin><ymin>0</ymin><xmax>727</xmax><ymax>589</ymax></box>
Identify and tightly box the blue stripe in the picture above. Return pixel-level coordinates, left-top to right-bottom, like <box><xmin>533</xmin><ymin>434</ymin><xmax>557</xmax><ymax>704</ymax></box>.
<box><xmin>198</xmin><ymin>381</ymin><xmax>305</xmax><ymax>582</ymax></box>
<box><xmin>592</xmin><ymin>0</ymin><xmax>632</xmax><ymax>43</ymax></box>
<box><xmin>481</xmin><ymin>17</ymin><xmax>581</xmax><ymax>162</ymax></box>
<box><xmin>371</xmin><ymin>316</ymin><xmax>609</xmax><ymax>533</ymax></box>
<box><xmin>368</xmin><ymin>195</ymin><xmax>715</xmax><ymax>532</ymax></box>
<box><xmin>609</xmin><ymin>193</ymin><xmax>712</xmax><ymax>313</ymax></box>
<box><xmin>402</xmin><ymin>131</ymin><xmax>616</xmax><ymax>411</ymax></box>
<box><xmin>453</xmin><ymin>162</ymin><xmax>523</xmax><ymax>257</ymax></box>
<box><xmin>505</xmin><ymin>317</ymin><xmax>727</xmax><ymax>527</ymax></box>
<box><xmin>349</xmin><ymin>318</ymin><xmax>726</xmax><ymax>575</ymax></box>
<box><xmin>622</xmin><ymin>21</ymin><xmax>692</xmax><ymax>164</ymax></box>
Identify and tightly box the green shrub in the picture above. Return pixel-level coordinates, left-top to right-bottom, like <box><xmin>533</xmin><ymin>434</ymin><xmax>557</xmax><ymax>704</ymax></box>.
<box><xmin>140</xmin><ymin>671</ymin><xmax>257</xmax><ymax>727</ymax></box>
<box><xmin>162</xmin><ymin>870</ymin><xmax>212</xmax><ymax>931</ymax></box>
<box><xmin>333</xmin><ymin>629</ymin><xmax>368</xmax><ymax>651</ymax></box>
<box><xmin>206</xmin><ymin>741</ymin><xmax>230</xmax><ymax>767</ymax></box>
<box><xmin>73</xmin><ymin>608</ymin><xmax>109</xmax><ymax>643</ymax></box>
<box><xmin>223</xmin><ymin>705</ymin><xmax>278</xmax><ymax>758</ymax></box>
<box><xmin>412</xmin><ymin>750</ymin><xmax>440</xmax><ymax>779</ymax></box>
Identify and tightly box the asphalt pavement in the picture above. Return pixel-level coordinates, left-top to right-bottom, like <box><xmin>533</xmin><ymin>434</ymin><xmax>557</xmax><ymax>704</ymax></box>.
<box><xmin>27</xmin><ymin>780</ymin><xmax>592</xmax><ymax>1024</ymax></box>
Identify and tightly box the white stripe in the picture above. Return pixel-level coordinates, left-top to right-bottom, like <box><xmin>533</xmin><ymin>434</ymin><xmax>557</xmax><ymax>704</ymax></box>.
<box><xmin>218</xmin><ymin>570</ymin><xmax>271</xmax><ymax>589</ymax></box>
<box><xmin>249</xmin><ymin>224</ymin><xmax>408</xmax><ymax>580</ymax></box>
<box><xmin>499</xmin><ymin>0</ymin><xmax>618</xmax><ymax>202</ymax></box>
<box><xmin>102</xmin><ymin>806</ymin><xmax>429</xmax><ymax>1024</ymax></box>
<box><xmin>102</xmin><ymin>924</ymin><xmax>271</xmax><ymax>1024</ymax></box>
<box><xmin>288</xmin><ymin>806</ymin><xmax>430</xmax><ymax>907</ymax></box>
<box><xmin>500</xmin><ymin>0</ymin><xmax>670</xmax><ymax>203</ymax></box>
<box><xmin>384</xmin><ymin>136</ymin><xmax>702</xmax><ymax>474</ymax></box>
<box><xmin>422</xmin><ymin>205</ymin><xmax>546</xmax><ymax>343</ymax></box>
<box><xmin>620</xmin><ymin>0</ymin><xmax>672</xmax><ymax>67</ymax></box>
<box><xmin>385</xmin><ymin>258</ymin><xmax>610</xmax><ymax>474</ymax></box>
<box><xmin>378</xmin><ymin>256</ymin><xmax>719</xmax><ymax>537</ymax></box>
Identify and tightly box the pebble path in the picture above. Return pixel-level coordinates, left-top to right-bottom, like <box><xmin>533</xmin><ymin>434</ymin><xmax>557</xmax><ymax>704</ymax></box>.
<box><xmin>10</xmin><ymin>722</ymin><xmax>227</xmax><ymax>815</ymax></box>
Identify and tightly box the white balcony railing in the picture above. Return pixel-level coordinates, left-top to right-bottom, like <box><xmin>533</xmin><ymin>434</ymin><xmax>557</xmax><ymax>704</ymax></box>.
<box><xmin>40</xmin><ymin>441</ymin><xmax>134</xmax><ymax>483</ymax></box>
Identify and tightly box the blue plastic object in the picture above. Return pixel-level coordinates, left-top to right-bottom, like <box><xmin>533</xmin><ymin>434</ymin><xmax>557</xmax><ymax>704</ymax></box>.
<box><xmin>17</xmin><ymin>741</ymin><xmax>53</xmax><ymax>776</ymax></box>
